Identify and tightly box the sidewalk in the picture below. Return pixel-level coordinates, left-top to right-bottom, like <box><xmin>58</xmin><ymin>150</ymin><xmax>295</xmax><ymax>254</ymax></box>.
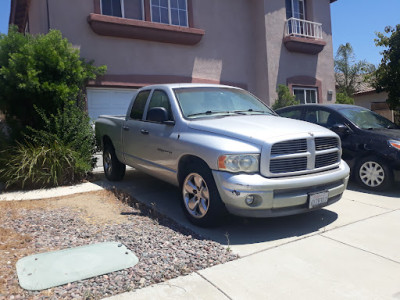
<box><xmin>1</xmin><ymin>172</ymin><xmax>399</xmax><ymax>299</ymax></box>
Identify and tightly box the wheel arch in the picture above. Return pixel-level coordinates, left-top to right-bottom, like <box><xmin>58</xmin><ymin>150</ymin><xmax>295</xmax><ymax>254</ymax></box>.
<box><xmin>177</xmin><ymin>155</ymin><xmax>211</xmax><ymax>186</ymax></box>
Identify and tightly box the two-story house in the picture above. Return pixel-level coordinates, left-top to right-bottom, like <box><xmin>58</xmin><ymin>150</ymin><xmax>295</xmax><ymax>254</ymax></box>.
<box><xmin>10</xmin><ymin>0</ymin><xmax>337</xmax><ymax>120</ymax></box>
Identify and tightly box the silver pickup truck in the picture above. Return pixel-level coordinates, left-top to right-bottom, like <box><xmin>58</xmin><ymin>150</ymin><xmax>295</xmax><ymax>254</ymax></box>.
<box><xmin>95</xmin><ymin>84</ymin><xmax>350</xmax><ymax>227</ymax></box>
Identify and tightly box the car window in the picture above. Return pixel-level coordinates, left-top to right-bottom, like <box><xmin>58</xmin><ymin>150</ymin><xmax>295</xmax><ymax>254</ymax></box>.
<box><xmin>339</xmin><ymin>106</ymin><xmax>398</xmax><ymax>129</ymax></box>
<box><xmin>304</xmin><ymin>109</ymin><xmax>340</xmax><ymax>128</ymax></box>
<box><xmin>130</xmin><ymin>90</ymin><xmax>150</xmax><ymax>120</ymax></box>
<box><xmin>279</xmin><ymin>108</ymin><xmax>303</xmax><ymax>120</ymax></box>
<box><xmin>146</xmin><ymin>90</ymin><xmax>174</xmax><ymax>121</ymax></box>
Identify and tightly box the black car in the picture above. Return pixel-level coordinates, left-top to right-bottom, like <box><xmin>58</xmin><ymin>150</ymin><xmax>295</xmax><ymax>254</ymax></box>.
<box><xmin>276</xmin><ymin>104</ymin><xmax>400</xmax><ymax>191</ymax></box>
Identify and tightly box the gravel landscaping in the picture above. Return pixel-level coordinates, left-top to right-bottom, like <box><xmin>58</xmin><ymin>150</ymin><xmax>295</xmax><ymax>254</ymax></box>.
<box><xmin>0</xmin><ymin>189</ymin><xmax>238</xmax><ymax>300</ymax></box>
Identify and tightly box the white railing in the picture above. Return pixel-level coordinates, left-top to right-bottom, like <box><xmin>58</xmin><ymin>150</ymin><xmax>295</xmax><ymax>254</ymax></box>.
<box><xmin>285</xmin><ymin>17</ymin><xmax>323</xmax><ymax>39</ymax></box>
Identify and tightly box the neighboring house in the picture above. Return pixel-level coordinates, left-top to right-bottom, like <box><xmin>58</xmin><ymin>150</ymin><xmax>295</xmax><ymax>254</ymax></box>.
<box><xmin>10</xmin><ymin>0</ymin><xmax>337</xmax><ymax>120</ymax></box>
<box><xmin>349</xmin><ymin>79</ymin><xmax>397</xmax><ymax>123</ymax></box>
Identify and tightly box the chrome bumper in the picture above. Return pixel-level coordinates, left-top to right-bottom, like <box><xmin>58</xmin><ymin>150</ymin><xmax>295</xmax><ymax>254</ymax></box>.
<box><xmin>212</xmin><ymin>160</ymin><xmax>350</xmax><ymax>218</ymax></box>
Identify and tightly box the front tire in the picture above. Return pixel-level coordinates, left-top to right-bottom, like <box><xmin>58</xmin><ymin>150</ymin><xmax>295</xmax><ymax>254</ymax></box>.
<box><xmin>180</xmin><ymin>163</ymin><xmax>227</xmax><ymax>227</ymax></box>
<box><xmin>103</xmin><ymin>143</ymin><xmax>126</xmax><ymax>181</ymax></box>
<box><xmin>355</xmin><ymin>156</ymin><xmax>393</xmax><ymax>191</ymax></box>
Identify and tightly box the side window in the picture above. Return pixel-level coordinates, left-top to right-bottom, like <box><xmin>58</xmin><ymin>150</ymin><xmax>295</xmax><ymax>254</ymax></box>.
<box><xmin>130</xmin><ymin>90</ymin><xmax>150</xmax><ymax>120</ymax></box>
<box><xmin>147</xmin><ymin>90</ymin><xmax>173</xmax><ymax>121</ymax></box>
<box><xmin>279</xmin><ymin>109</ymin><xmax>302</xmax><ymax>120</ymax></box>
<box><xmin>305</xmin><ymin>110</ymin><xmax>340</xmax><ymax>128</ymax></box>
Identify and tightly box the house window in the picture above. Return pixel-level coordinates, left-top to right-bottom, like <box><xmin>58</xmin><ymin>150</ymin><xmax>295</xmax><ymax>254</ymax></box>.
<box><xmin>151</xmin><ymin>0</ymin><xmax>188</xmax><ymax>27</ymax></box>
<box><xmin>286</xmin><ymin>0</ymin><xmax>305</xmax><ymax>19</ymax></box>
<box><xmin>293</xmin><ymin>87</ymin><xmax>317</xmax><ymax>104</ymax></box>
<box><xmin>101</xmin><ymin>0</ymin><xmax>144</xmax><ymax>20</ymax></box>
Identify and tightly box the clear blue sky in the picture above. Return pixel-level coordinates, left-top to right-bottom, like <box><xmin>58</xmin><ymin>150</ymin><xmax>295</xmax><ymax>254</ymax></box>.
<box><xmin>0</xmin><ymin>1</ymin><xmax>399</xmax><ymax>66</ymax></box>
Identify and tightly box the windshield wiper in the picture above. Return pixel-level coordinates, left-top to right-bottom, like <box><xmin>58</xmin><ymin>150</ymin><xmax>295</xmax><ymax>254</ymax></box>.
<box><xmin>233</xmin><ymin>109</ymin><xmax>271</xmax><ymax>115</ymax></box>
<box><xmin>187</xmin><ymin>111</ymin><xmax>230</xmax><ymax>117</ymax></box>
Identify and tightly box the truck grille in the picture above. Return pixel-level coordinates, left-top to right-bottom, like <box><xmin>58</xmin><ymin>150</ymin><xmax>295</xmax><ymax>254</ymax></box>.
<box><xmin>271</xmin><ymin>139</ymin><xmax>307</xmax><ymax>155</ymax></box>
<box><xmin>270</xmin><ymin>157</ymin><xmax>307</xmax><ymax>173</ymax></box>
<box><xmin>315</xmin><ymin>152</ymin><xmax>339</xmax><ymax>168</ymax></box>
<box><xmin>315</xmin><ymin>137</ymin><xmax>339</xmax><ymax>150</ymax></box>
<box><xmin>268</xmin><ymin>136</ymin><xmax>340</xmax><ymax>176</ymax></box>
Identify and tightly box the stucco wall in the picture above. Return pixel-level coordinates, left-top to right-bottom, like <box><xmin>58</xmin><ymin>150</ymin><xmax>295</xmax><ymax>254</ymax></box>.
<box><xmin>40</xmin><ymin>0</ymin><xmax>257</xmax><ymax>94</ymax></box>
<box><xmin>25</xmin><ymin>0</ymin><xmax>335</xmax><ymax>105</ymax></box>
<box><xmin>263</xmin><ymin>0</ymin><xmax>335</xmax><ymax>104</ymax></box>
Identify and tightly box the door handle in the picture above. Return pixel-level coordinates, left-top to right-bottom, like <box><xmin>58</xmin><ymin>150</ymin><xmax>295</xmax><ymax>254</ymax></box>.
<box><xmin>140</xmin><ymin>129</ymin><xmax>149</xmax><ymax>135</ymax></box>
<box><xmin>122</xmin><ymin>126</ymin><xmax>130</xmax><ymax>131</ymax></box>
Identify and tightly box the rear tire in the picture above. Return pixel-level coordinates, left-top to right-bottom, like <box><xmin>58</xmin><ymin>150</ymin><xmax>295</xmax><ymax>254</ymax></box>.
<box><xmin>355</xmin><ymin>156</ymin><xmax>393</xmax><ymax>191</ymax></box>
<box><xmin>103</xmin><ymin>143</ymin><xmax>126</xmax><ymax>181</ymax></box>
<box><xmin>180</xmin><ymin>162</ymin><xmax>227</xmax><ymax>227</ymax></box>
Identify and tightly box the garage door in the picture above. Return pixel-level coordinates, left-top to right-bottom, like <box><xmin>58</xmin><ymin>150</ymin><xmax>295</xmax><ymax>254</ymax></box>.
<box><xmin>87</xmin><ymin>88</ymin><xmax>137</xmax><ymax>121</ymax></box>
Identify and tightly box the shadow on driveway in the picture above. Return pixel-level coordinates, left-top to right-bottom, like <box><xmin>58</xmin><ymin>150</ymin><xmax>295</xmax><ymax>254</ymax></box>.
<box><xmin>93</xmin><ymin>169</ymin><xmax>338</xmax><ymax>250</ymax></box>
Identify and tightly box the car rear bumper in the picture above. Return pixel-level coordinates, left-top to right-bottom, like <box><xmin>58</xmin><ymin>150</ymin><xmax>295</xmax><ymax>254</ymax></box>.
<box><xmin>212</xmin><ymin>160</ymin><xmax>350</xmax><ymax>218</ymax></box>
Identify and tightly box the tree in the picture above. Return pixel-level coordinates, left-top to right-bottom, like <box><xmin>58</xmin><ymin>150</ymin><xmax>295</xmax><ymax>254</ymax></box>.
<box><xmin>0</xmin><ymin>27</ymin><xmax>106</xmax><ymax>139</ymax></box>
<box><xmin>373</xmin><ymin>25</ymin><xmax>400</xmax><ymax>110</ymax></box>
<box><xmin>335</xmin><ymin>92</ymin><xmax>354</xmax><ymax>105</ymax></box>
<box><xmin>272</xmin><ymin>84</ymin><xmax>299</xmax><ymax>110</ymax></box>
<box><xmin>334</xmin><ymin>43</ymin><xmax>374</xmax><ymax>97</ymax></box>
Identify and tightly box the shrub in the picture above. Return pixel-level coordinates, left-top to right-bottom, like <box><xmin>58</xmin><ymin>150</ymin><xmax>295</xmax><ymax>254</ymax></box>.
<box><xmin>0</xmin><ymin>27</ymin><xmax>106</xmax><ymax>140</ymax></box>
<box><xmin>26</xmin><ymin>104</ymin><xmax>97</xmax><ymax>170</ymax></box>
<box><xmin>0</xmin><ymin>104</ymin><xmax>96</xmax><ymax>189</ymax></box>
<box><xmin>336</xmin><ymin>92</ymin><xmax>355</xmax><ymax>105</ymax></box>
<box><xmin>272</xmin><ymin>84</ymin><xmax>299</xmax><ymax>110</ymax></box>
<box><xmin>0</xmin><ymin>142</ymin><xmax>86</xmax><ymax>189</ymax></box>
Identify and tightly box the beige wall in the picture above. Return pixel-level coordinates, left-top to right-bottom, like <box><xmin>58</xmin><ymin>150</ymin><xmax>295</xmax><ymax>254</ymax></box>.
<box><xmin>354</xmin><ymin>91</ymin><xmax>394</xmax><ymax>122</ymax></box>
<box><xmin>27</xmin><ymin>0</ymin><xmax>336</xmax><ymax>105</ymax></box>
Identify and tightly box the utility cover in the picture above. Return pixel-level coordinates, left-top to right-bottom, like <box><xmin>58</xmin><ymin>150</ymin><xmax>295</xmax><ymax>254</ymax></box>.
<box><xmin>16</xmin><ymin>242</ymin><xmax>138</xmax><ymax>291</ymax></box>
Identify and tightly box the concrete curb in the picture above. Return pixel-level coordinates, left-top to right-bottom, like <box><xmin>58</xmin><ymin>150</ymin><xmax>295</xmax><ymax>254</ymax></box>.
<box><xmin>0</xmin><ymin>181</ymin><xmax>104</xmax><ymax>201</ymax></box>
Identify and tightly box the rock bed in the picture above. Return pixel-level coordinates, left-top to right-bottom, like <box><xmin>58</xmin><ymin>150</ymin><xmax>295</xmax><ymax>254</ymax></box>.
<box><xmin>0</xmin><ymin>190</ymin><xmax>237</xmax><ymax>299</ymax></box>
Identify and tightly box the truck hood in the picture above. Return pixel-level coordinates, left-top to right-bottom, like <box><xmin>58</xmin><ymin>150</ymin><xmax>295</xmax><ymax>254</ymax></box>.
<box><xmin>187</xmin><ymin>115</ymin><xmax>335</xmax><ymax>143</ymax></box>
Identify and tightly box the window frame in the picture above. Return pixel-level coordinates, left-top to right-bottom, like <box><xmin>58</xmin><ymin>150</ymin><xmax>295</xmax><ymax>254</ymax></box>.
<box><xmin>293</xmin><ymin>87</ymin><xmax>318</xmax><ymax>104</ymax></box>
<box><xmin>101</xmin><ymin>0</ymin><xmax>145</xmax><ymax>21</ymax></box>
<box><xmin>150</xmin><ymin>0</ymin><xmax>189</xmax><ymax>27</ymax></box>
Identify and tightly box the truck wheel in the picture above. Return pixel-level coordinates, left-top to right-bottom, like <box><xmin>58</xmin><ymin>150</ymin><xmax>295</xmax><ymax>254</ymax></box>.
<box><xmin>355</xmin><ymin>156</ymin><xmax>393</xmax><ymax>191</ymax></box>
<box><xmin>103</xmin><ymin>144</ymin><xmax>126</xmax><ymax>181</ymax></box>
<box><xmin>180</xmin><ymin>163</ymin><xmax>227</xmax><ymax>227</ymax></box>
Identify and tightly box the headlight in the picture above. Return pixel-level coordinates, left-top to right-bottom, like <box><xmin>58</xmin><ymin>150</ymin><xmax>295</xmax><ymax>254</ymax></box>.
<box><xmin>388</xmin><ymin>140</ymin><xmax>400</xmax><ymax>150</ymax></box>
<box><xmin>218</xmin><ymin>154</ymin><xmax>259</xmax><ymax>173</ymax></box>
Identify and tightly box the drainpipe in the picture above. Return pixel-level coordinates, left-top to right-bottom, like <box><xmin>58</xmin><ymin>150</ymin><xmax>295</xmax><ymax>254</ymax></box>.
<box><xmin>46</xmin><ymin>0</ymin><xmax>50</xmax><ymax>32</ymax></box>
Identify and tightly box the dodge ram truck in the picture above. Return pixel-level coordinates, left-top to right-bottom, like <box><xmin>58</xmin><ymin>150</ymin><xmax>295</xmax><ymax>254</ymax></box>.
<box><xmin>95</xmin><ymin>84</ymin><xmax>350</xmax><ymax>227</ymax></box>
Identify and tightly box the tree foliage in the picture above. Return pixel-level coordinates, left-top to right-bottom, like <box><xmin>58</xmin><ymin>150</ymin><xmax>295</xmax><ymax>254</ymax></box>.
<box><xmin>0</xmin><ymin>27</ymin><xmax>106</xmax><ymax>138</ymax></box>
<box><xmin>373</xmin><ymin>25</ymin><xmax>400</xmax><ymax>110</ymax></box>
<box><xmin>335</xmin><ymin>92</ymin><xmax>354</xmax><ymax>105</ymax></box>
<box><xmin>272</xmin><ymin>84</ymin><xmax>299</xmax><ymax>110</ymax></box>
<box><xmin>334</xmin><ymin>43</ymin><xmax>374</xmax><ymax>96</ymax></box>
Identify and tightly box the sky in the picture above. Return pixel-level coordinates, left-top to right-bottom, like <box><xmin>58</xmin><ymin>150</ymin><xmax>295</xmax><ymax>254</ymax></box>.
<box><xmin>0</xmin><ymin>1</ymin><xmax>399</xmax><ymax>66</ymax></box>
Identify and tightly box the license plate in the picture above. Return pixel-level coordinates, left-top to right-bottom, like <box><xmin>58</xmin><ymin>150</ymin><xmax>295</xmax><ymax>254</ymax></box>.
<box><xmin>309</xmin><ymin>191</ymin><xmax>329</xmax><ymax>209</ymax></box>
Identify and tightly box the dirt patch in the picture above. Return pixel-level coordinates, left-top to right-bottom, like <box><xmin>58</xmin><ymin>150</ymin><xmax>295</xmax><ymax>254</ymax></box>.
<box><xmin>0</xmin><ymin>190</ymin><xmax>237</xmax><ymax>299</ymax></box>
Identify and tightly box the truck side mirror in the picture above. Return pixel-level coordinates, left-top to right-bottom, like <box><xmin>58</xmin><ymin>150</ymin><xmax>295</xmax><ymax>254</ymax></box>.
<box><xmin>147</xmin><ymin>107</ymin><xmax>174</xmax><ymax>125</ymax></box>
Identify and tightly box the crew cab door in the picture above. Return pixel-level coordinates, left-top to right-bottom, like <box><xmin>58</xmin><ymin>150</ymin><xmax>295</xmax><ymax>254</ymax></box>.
<box><xmin>122</xmin><ymin>89</ymin><xmax>178</xmax><ymax>181</ymax></box>
<box><xmin>122</xmin><ymin>89</ymin><xmax>151</xmax><ymax>167</ymax></box>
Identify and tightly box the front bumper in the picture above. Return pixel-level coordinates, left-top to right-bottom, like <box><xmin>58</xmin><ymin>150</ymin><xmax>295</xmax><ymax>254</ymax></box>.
<box><xmin>212</xmin><ymin>160</ymin><xmax>350</xmax><ymax>218</ymax></box>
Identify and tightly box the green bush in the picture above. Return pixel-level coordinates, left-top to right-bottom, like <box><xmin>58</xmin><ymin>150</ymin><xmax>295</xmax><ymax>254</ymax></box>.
<box><xmin>0</xmin><ymin>27</ymin><xmax>106</xmax><ymax>140</ymax></box>
<box><xmin>336</xmin><ymin>92</ymin><xmax>355</xmax><ymax>105</ymax></box>
<box><xmin>26</xmin><ymin>104</ymin><xmax>97</xmax><ymax>169</ymax></box>
<box><xmin>0</xmin><ymin>142</ymin><xmax>86</xmax><ymax>189</ymax></box>
<box><xmin>0</xmin><ymin>104</ymin><xmax>96</xmax><ymax>189</ymax></box>
<box><xmin>272</xmin><ymin>84</ymin><xmax>299</xmax><ymax>110</ymax></box>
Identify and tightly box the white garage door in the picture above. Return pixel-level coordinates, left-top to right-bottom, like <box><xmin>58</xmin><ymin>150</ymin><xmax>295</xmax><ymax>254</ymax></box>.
<box><xmin>87</xmin><ymin>88</ymin><xmax>137</xmax><ymax>121</ymax></box>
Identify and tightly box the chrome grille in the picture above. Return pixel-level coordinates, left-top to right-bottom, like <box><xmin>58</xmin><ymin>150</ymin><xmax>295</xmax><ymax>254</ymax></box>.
<box><xmin>315</xmin><ymin>137</ymin><xmax>339</xmax><ymax>151</ymax></box>
<box><xmin>270</xmin><ymin>157</ymin><xmax>307</xmax><ymax>173</ymax></box>
<box><xmin>267</xmin><ymin>136</ymin><xmax>341</xmax><ymax>176</ymax></box>
<box><xmin>315</xmin><ymin>152</ymin><xmax>339</xmax><ymax>168</ymax></box>
<box><xmin>271</xmin><ymin>139</ymin><xmax>307</xmax><ymax>155</ymax></box>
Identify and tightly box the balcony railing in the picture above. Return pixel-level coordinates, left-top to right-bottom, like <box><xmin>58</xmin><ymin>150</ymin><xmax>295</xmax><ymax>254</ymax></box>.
<box><xmin>285</xmin><ymin>17</ymin><xmax>323</xmax><ymax>39</ymax></box>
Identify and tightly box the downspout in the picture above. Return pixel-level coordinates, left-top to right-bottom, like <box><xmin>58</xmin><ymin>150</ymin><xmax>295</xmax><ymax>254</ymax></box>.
<box><xmin>46</xmin><ymin>0</ymin><xmax>50</xmax><ymax>32</ymax></box>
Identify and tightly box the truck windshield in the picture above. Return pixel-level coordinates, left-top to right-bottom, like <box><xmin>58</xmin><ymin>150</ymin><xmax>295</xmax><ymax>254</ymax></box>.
<box><xmin>174</xmin><ymin>87</ymin><xmax>274</xmax><ymax>119</ymax></box>
<box><xmin>339</xmin><ymin>106</ymin><xmax>398</xmax><ymax>130</ymax></box>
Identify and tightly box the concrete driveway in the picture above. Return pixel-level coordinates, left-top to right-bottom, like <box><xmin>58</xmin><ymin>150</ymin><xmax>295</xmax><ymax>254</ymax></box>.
<box><xmin>97</xmin><ymin>169</ymin><xmax>400</xmax><ymax>299</ymax></box>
